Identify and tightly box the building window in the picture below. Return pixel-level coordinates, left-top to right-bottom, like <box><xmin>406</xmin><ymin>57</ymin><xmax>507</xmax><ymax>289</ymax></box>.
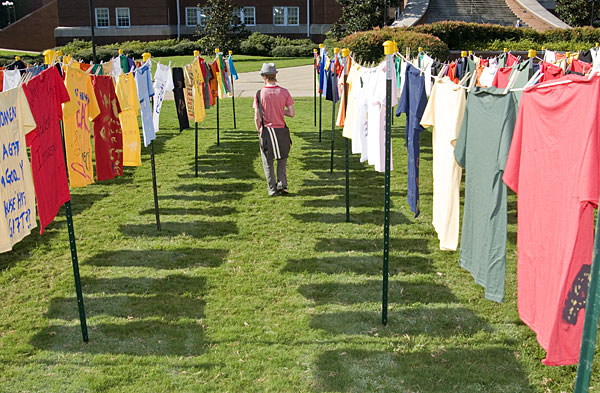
<box><xmin>273</xmin><ymin>6</ymin><xmax>299</xmax><ymax>26</ymax></box>
<box><xmin>95</xmin><ymin>8</ymin><xmax>109</xmax><ymax>28</ymax></box>
<box><xmin>185</xmin><ymin>7</ymin><xmax>210</xmax><ymax>27</ymax></box>
<box><xmin>115</xmin><ymin>7</ymin><xmax>130</xmax><ymax>28</ymax></box>
<box><xmin>234</xmin><ymin>6</ymin><xmax>255</xmax><ymax>26</ymax></box>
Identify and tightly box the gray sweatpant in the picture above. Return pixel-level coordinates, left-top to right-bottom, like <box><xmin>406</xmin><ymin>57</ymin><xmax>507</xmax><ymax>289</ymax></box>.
<box><xmin>260</xmin><ymin>143</ymin><xmax>287</xmax><ymax>195</ymax></box>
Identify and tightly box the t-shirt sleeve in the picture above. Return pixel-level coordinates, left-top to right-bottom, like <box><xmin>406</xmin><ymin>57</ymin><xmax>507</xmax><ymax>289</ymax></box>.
<box><xmin>87</xmin><ymin>75</ymin><xmax>101</xmax><ymax>121</ymax></box>
<box><xmin>18</xmin><ymin>87</ymin><xmax>36</xmax><ymax>135</ymax></box>
<box><xmin>502</xmin><ymin>98</ymin><xmax>524</xmax><ymax>194</ymax></box>
<box><xmin>166</xmin><ymin>70</ymin><xmax>175</xmax><ymax>91</ymax></box>
<box><xmin>453</xmin><ymin>106</ymin><xmax>468</xmax><ymax>168</ymax></box>
<box><xmin>54</xmin><ymin>67</ymin><xmax>70</xmax><ymax>107</ymax></box>
<box><xmin>146</xmin><ymin>68</ymin><xmax>154</xmax><ymax>98</ymax></box>
<box><xmin>253</xmin><ymin>91</ymin><xmax>259</xmax><ymax>110</ymax></box>
<box><xmin>115</xmin><ymin>77</ymin><xmax>129</xmax><ymax>112</ymax></box>
<box><xmin>396</xmin><ymin>73</ymin><xmax>409</xmax><ymax>117</ymax></box>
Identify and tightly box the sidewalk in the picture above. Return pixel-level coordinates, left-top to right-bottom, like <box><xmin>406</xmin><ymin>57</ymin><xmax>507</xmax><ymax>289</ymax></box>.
<box><xmin>164</xmin><ymin>64</ymin><xmax>315</xmax><ymax>100</ymax></box>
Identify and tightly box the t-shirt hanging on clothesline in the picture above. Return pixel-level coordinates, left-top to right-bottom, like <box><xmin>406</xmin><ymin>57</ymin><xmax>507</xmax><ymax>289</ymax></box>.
<box><xmin>116</xmin><ymin>72</ymin><xmax>141</xmax><ymax>166</ymax></box>
<box><xmin>183</xmin><ymin>64</ymin><xmax>196</xmax><ymax>122</ymax></box>
<box><xmin>62</xmin><ymin>67</ymin><xmax>100</xmax><ymax>187</ymax></box>
<box><xmin>22</xmin><ymin>66</ymin><xmax>71</xmax><ymax>234</ymax></box>
<box><xmin>0</xmin><ymin>87</ymin><xmax>38</xmax><ymax>252</ymax></box>
<box><xmin>420</xmin><ymin>77</ymin><xmax>466</xmax><ymax>251</ymax></box>
<box><xmin>153</xmin><ymin>62</ymin><xmax>174</xmax><ymax>134</ymax></box>
<box><xmin>134</xmin><ymin>61</ymin><xmax>156</xmax><ymax>147</ymax></box>
<box><xmin>3</xmin><ymin>70</ymin><xmax>20</xmax><ymax>91</ymax></box>
<box><xmin>92</xmin><ymin>75</ymin><xmax>123</xmax><ymax>181</ymax></box>
<box><xmin>191</xmin><ymin>58</ymin><xmax>206</xmax><ymax>122</ymax></box>
<box><xmin>171</xmin><ymin>67</ymin><xmax>189</xmax><ymax>131</ymax></box>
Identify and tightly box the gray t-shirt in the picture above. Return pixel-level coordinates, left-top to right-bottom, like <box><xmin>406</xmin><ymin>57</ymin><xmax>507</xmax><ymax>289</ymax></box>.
<box><xmin>454</xmin><ymin>87</ymin><xmax>518</xmax><ymax>302</ymax></box>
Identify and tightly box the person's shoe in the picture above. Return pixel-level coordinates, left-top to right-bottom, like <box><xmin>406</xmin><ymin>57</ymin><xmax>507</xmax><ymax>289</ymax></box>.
<box><xmin>268</xmin><ymin>190</ymin><xmax>280</xmax><ymax>197</ymax></box>
<box><xmin>280</xmin><ymin>188</ymin><xmax>289</xmax><ymax>195</ymax></box>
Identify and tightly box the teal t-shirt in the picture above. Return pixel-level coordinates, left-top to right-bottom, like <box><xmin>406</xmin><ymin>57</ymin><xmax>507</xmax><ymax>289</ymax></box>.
<box><xmin>454</xmin><ymin>87</ymin><xmax>518</xmax><ymax>302</ymax></box>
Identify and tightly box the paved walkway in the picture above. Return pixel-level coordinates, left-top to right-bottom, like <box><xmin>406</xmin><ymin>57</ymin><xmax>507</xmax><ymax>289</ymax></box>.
<box><xmin>164</xmin><ymin>64</ymin><xmax>315</xmax><ymax>100</ymax></box>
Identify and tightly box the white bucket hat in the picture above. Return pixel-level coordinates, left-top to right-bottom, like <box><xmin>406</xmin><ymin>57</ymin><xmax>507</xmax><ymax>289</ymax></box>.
<box><xmin>260</xmin><ymin>62</ymin><xmax>278</xmax><ymax>75</ymax></box>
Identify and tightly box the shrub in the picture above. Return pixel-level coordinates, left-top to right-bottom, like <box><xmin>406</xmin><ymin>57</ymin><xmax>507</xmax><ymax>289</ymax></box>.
<box><xmin>339</xmin><ymin>27</ymin><xmax>449</xmax><ymax>62</ymax></box>
<box><xmin>271</xmin><ymin>44</ymin><xmax>314</xmax><ymax>57</ymax></box>
<box><xmin>239</xmin><ymin>32</ymin><xmax>277</xmax><ymax>56</ymax></box>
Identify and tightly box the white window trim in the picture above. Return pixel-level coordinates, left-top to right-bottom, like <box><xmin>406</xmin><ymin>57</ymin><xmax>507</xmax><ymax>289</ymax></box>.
<box><xmin>95</xmin><ymin>8</ymin><xmax>109</xmax><ymax>28</ymax></box>
<box><xmin>273</xmin><ymin>6</ymin><xmax>299</xmax><ymax>26</ymax></box>
<box><xmin>185</xmin><ymin>6</ymin><xmax>198</xmax><ymax>27</ymax></box>
<box><xmin>115</xmin><ymin>7</ymin><xmax>130</xmax><ymax>28</ymax></box>
<box><xmin>241</xmin><ymin>6</ymin><xmax>255</xmax><ymax>26</ymax></box>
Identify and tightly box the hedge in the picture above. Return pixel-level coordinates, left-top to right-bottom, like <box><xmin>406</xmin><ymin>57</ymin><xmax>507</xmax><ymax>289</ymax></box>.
<box><xmin>334</xmin><ymin>27</ymin><xmax>449</xmax><ymax>62</ymax></box>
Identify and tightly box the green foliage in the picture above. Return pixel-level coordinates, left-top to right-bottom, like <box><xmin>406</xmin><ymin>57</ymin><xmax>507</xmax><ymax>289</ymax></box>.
<box><xmin>194</xmin><ymin>0</ymin><xmax>248</xmax><ymax>53</ymax></box>
<box><xmin>0</xmin><ymin>54</ymin><xmax>43</xmax><ymax>67</ymax></box>
<box><xmin>330</xmin><ymin>0</ymin><xmax>402</xmax><ymax>39</ymax></box>
<box><xmin>338</xmin><ymin>27</ymin><xmax>449</xmax><ymax>62</ymax></box>
<box><xmin>239</xmin><ymin>32</ymin><xmax>316</xmax><ymax>57</ymax></box>
<box><xmin>556</xmin><ymin>0</ymin><xmax>599</xmax><ymax>27</ymax></box>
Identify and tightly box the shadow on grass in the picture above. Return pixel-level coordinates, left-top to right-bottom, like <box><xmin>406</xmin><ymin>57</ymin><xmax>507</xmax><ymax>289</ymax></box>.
<box><xmin>290</xmin><ymin>210</ymin><xmax>410</xmax><ymax>225</ymax></box>
<box><xmin>281</xmin><ymin>255</ymin><xmax>433</xmax><ymax>276</ymax></box>
<box><xmin>138</xmin><ymin>207</ymin><xmax>237</xmax><ymax>217</ymax></box>
<box><xmin>314</xmin><ymin>237</ymin><xmax>431</xmax><ymax>254</ymax></box>
<box><xmin>160</xmin><ymin>193</ymin><xmax>246</xmax><ymax>203</ymax></box>
<box><xmin>312</xmin><ymin>347</ymin><xmax>534</xmax><ymax>392</ymax></box>
<box><xmin>83</xmin><ymin>248</ymin><xmax>226</xmax><ymax>269</ymax></box>
<box><xmin>310</xmin><ymin>308</ymin><xmax>487</xmax><ymax>338</ymax></box>
<box><xmin>174</xmin><ymin>182</ymin><xmax>254</xmax><ymax>193</ymax></box>
<box><xmin>119</xmin><ymin>221</ymin><xmax>238</xmax><ymax>238</ymax></box>
<box><xmin>298</xmin><ymin>280</ymin><xmax>457</xmax><ymax>305</ymax></box>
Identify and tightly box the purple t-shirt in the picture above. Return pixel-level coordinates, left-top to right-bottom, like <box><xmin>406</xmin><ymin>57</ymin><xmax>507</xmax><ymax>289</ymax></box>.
<box><xmin>253</xmin><ymin>85</ymin><xmax>294</xmax><ymax>129</ymax></box>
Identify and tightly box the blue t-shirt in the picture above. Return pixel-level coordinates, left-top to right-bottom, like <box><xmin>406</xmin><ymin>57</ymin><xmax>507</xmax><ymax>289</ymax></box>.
<box><xmin>135</xmin><ymin>63</ymin><xmax>156</xmax><ymax>147</ymax></box>
<box><xmin>396</xmin><ymin>63</ymin><xmax>427</xmax><ymax>217</ymax></box>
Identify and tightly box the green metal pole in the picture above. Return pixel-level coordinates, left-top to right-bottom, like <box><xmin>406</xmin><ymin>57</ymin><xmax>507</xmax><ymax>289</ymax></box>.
<box><xmin>195</xmin><ymin>121</ymin><xmax>198</xmax><ymax>177</ymax></box>
<box><xmin>314</xmin><ymin>50</ymin><xmax>317</xmax><ymax>127</ymax></box>
<box><xmin>217</xmin><ymin>97</ymin><xmax>220</xmax><ymax>146</ymax></box>
<box><xmin>574</xmin><ymin>207</ymin><xmax>600</xmax><ymax>392</ymax></box>
<box><xmin>59</xmin><ymin>120</ymin><xmax>89</xmax><ymax>343</ymax></box>
<box><xmin>319</xmin><ymin>84</ymin><xmax>322</xmax><ymax>142</ymax></box>
<box><xmin>343</xmin><ymin>53</ymin><xmax>350</xmax><ymax>223</ymax></box>
<box><xmin>382</xmin><ymin>45</ymin><xmax>393</xmax><ymax>326</ymax></box>
<box><xmin>149</xmin><ymin>141</ymin><xmax>161</xmax><ymax>231</ymax></box>
<box><xmin>330</xmin><ymin>51</ymin><xmax>338</xmax><ymax>173</ymax></box>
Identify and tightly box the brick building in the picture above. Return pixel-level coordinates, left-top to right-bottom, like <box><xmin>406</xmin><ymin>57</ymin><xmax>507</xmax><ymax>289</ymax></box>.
<box><xmin>53</xmin><ymin>0</ymin><xmax>342</xmax><ymax>46</ymax></box>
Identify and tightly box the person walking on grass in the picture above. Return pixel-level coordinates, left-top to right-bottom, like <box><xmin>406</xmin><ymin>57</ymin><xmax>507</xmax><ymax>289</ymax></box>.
<box><xmin>254</xmin><ymin>63</ymin><xmax>295</xmax><ymax>196</ymax></box>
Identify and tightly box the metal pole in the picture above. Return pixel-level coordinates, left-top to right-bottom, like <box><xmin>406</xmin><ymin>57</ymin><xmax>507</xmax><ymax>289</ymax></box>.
<box><xmin>591</xmin><ymin>1</ymin><xmax>595</xmax><ymax>27</ymax></box>
<box><xmin>150</xmin><ymin>141</ymin><xmax>161</xmax><ymax>231</ymax></box>
<box><xmin>88</xmin><ymin>0</ymin><xmax>97</xmax><ymax>63</ymax></box>
<box><xmin>319</xmin><ymin>85</ymin><xmax>322</xmax><ymax>142</ymax></box>
<box><xmin>330</xmin><ymin>49</ymin><xmax>339</xmax><ymax>173</ymax></box>
<box><xmin>59</xmin><ymin>120</ymin><xmax>89</xmax><ymax>343</ymax></box>
<box><xmin>230</xmin><ymin>74</ymin><xmax>237</xmax><ymax>129</ymax></box>
<box><xmin>217</xmin><ymin>97</ymin><xmax>220</xmax><ymax>146</ymax></box>
<box><xmin>314</xmin><ymin>49</ymin><xmax>317</xmax><ymax>127</ymax></box>
<box><xmin>342</xmin><ymin>49</ymin><xmax>350</xmax><ymax>223</ymax></box>
<box><xmin>382</xmin><ymin>41</ymin><xmax>394</xmax><ymax>326</ymax></box>
<box><xmin>574</xmin><ymin>203</ymin><xmax>600</xmax><ymax>393</ymax></box>
<box><xmin>195</xmin><ymin>121</ymin><xmax>198</xmax><ymax>177</ymax></box>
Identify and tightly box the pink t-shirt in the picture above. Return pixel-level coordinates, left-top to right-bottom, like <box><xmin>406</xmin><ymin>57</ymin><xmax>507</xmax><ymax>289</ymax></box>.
<box><xmin>503</xmin><ymin>74</ymin><xmax>600</xmax><ymax>366</ymax></box>
<box><xmin>253</xmin><ymin>85</ymin><xmax>294</xmax><ymax>129</ymax></box>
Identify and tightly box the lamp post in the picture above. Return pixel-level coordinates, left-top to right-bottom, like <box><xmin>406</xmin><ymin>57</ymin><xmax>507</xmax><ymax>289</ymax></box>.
<box><xmin>2</xmin><ymin>1</ymin><xmax>14</xmax><ymax>25</ymax></box>
<box><xmin>592</xmin><ymin>0</ymin><xmax>596</xmax><ymax>27</ymax></box>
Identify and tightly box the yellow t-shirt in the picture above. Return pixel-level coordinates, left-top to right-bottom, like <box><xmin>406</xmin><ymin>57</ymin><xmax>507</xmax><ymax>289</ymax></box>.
<box><xmin>63</xmin><ymin>67</ymin><xmax>100</xmax><ymax>188</ymax></box>
<box><xmin>0</xmin><ymin>87</ymin><xmax>37</xmax><ymax>252</ymax></box>
<box><xmin>116</xmin><ymin>73</ymin><xmax>141</xmax><ymax>167</ymax></box>
<box><xmin>183</xmin><ymin>65</ymin><xmax>195</xmax><ymax>122</ymax></box>
<box><xmin>191</xmin><ymin>60</ymin><xmax>206</xmax><ymax>123</ymax></box>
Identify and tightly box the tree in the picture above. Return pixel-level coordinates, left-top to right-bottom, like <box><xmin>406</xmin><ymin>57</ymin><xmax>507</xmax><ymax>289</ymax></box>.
<box><xmin>330</xmin><ymin>0</ymin><xmax>402</xmax><ymax>39</ymax></box>
<box><xmin>195</xmin><ymin>0</ymin><xmax>248</xmax><ymax>54</ymax></box>
<box><xmin>556</xmin><ymin>0</ymin><xmax>600</xmax><ymax>26</ymax></box>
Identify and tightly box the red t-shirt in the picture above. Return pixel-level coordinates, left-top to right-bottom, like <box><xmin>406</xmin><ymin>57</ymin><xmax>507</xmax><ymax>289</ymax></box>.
<box><xmin>92</xmin><ymin>75</ymin><xmax>123</xmax><ymax>181</ymax></box>
<box><xmin>570</xmin><ymin>58</ymin><xmax>592</xmax><ymax>74</ymax></box>
<box><xmin>22</xmin><ymin>67</ymin><xmax>71</xmax><ymax>234</ymax></box>
<box><xmin>503</xmin><ymin>74</ymin><xmax>600</xmax><ymax>366</ymax></box>
<box><xmin>506</xmin><ymin>53</ymin><xmax>519</xmax><ymax>67</ymax></box>
<box><xmin>491</xmin><ymin>67</ymin><xmax>513</xmax><ymax>88</ymax></box>
<box><xmin>253</xmin><ymin>85</ymin><xmax>294</xmax><ymax>129</ymax></box>
<box><xmin>539</xmin><ymin>61</ymin><xmax>564</xmax><ymax>83</ymax></box>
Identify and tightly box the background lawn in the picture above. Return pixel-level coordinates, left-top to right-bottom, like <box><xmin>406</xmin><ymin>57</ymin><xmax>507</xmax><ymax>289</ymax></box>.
<box><xmin>0</xmin><ymin>97</ymin><xmax>594</xmax><ymax>392</ymax></box>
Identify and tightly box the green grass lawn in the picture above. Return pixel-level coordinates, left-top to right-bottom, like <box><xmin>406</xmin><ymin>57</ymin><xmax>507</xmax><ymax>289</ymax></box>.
<box><xmin>0</xmin><ymin>97</ymin><xmax>594</xmax><ymax>392</ymax></box>
<box><xmin>0</xmin><ymin>49</ymin><xmax>41</xmax><ymax>57</ymax></box>
<box><xmin>149</xmin><ymin>55</ymin><xmax>313</xmax><ymax>75</ymax></box>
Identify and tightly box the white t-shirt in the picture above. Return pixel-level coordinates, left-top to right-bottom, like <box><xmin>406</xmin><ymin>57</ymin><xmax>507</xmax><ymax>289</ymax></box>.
<box><xmin>0</xmin><ymin>87</ymin><xmax>37</xmax><ymax>252</ymax></box>
<box><xmin>478</xmin><ymin>66</ymin><xmax>498</xmax><ymax>88</ymax></box>
<box><xmin>152</xmin><ymin>63</ymin><xmax>174</xmax><ymax>133</ymax></box>
<box><xmin>420</xmin><ymin>77</ymin><xmax>465</xmax><ymax>251</ymax></box>
<box><xmin>352</xmin><ymin>67</ymin><xmax>374</xmax><ymax>162</ymax></box>
<box><xmin>367</xmin><ymin>62</ymin><xmax>397</xmax><ymax>172</ymax></box>
<box><xmin>3</xmin><ymin>70</ymin><xmax>21</xmax><ymax>91</ymax></box>
<box><xmin>341</xmin><ymin>62</ymin><xmax>359</xmax><ymax>139</ymax></box>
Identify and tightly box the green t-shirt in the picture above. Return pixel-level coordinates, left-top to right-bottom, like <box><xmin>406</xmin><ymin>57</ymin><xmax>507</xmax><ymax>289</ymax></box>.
<box><xmin>454</xmin><ymin>87</ymin><xmax>518</xmax><ymax>302</ymax></box>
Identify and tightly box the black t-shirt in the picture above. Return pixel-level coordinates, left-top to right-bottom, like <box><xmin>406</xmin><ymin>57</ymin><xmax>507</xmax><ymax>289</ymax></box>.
<box><xmin>172</xmin><ymin>67</ymin><xmax>190</xmax><ymax>131</ymax></box>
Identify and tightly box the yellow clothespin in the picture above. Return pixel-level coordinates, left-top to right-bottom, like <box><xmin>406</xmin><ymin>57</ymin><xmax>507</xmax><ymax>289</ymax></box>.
<box><xmin>383</xmin><ymin>41</ymin><xmax>395</xmax><ymax>56</ymax></box>
<box><xmin>468</xmin><ymin>50</ymin><xmax>473</xmax><ymax>56</ymax></box>
<box><xmin>228</xmin><ymin>50</ymin><xmax>233</xmax><ymax>56</ymax></box>
<box><xmin>503</xmin><ymin>48</ymin><xmax>508</xmax><ymax>53</ymax></box>
<box><xmin>214</xmin><ymin>48</ymin><xmax>220</xmax><ymax>57</ymax></box>
<box><xmin>43</xmin><ymin>49</ymin><xmax>55</xmax><ymax>65</ymax></box>
<box><xmin>461</xmin><ymin>50</ymin><xmax>467</xmax><ymax>58</ymax></box>
<box><xmin>341</xmin><ymin>48</ymin><xmax>350</xmax><ymax>57</ymax></box>
<box><xmin>193</xmin><ymin>50</ymin><xmax>200</xmax><ymax>58</ymax></box>
<box><xmin>319</xmin><ymin>43</ymin><xmax>324</xmax><ymax>49</ymax></box>
<box><xmin>142</xmin><ymin>52</ymin><xmax>151</xmax><ymax>63</ymax></box>
<box><xmin>14</xmin><ymin>56</ymin><xmax>20</xmax><ymax>61</ymax></box>
<box><xmin>596</xmin><ymin>42</ymin><xmax>599</xmax><ymax>48</ymax></box>
<box><xmin>528</xmin><ymin>49</ymin><xmax>536</xmax><ymax>59</ymax></box>
<box><xmin>542</xmin><ymin>46</ymin><xmax>546</xmax><ymax>51</ymax></box>
<box><xmin>418</xmin><ymin>46</ymin><xmax>423</xmax><ymax>53</ymax></box>
<box><xmin>118</xmin><ymin>49</ymin><xmax>123</xmax><ymax>55</ymax></box>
